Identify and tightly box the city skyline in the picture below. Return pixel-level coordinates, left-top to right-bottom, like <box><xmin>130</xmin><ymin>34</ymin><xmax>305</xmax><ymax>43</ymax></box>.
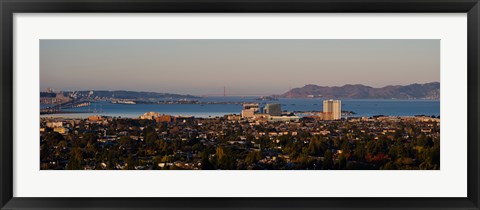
<box><xmin>40</xmin><ymin>39</ymin><xmax>440</xmax><ymax>95</ymax></box>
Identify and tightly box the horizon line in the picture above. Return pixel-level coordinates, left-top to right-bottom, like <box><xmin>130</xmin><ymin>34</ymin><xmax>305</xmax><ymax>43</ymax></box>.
<box><xmin>41</xmin><ymin>81</ymin><xmax>440</xmax><ymax>95</ymax></box>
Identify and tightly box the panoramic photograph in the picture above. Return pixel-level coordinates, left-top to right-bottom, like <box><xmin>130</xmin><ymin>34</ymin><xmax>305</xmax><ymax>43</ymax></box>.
<box><xmin>40</xmin><ymin>39</ymin><xmax>440</xmax><ymax>170</ymax></box>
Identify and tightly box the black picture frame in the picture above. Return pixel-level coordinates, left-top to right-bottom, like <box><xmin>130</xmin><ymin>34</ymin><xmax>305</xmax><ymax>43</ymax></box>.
<box><xmin>1</xmin><ymin>0</ymin><xmax>479</xmax><ymax>209</ymax></box>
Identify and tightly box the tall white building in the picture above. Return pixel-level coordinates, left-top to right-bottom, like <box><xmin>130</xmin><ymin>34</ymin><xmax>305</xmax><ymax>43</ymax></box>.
<box><xmin>323</xmin><ymin>99</ymin><xmax>341</xmax><ymax>120</ymax></box>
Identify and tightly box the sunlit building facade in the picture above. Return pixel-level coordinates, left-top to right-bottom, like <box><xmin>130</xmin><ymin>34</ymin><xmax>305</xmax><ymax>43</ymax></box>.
<box><xmin>323</xmin><ymin>99</ymin><xmax>341</xmax><ymax>120</ymax></box>
<box><xmin>242</xmin><ymin>103</ymin><xmax>260</xmax><ymax>118</ymax></box>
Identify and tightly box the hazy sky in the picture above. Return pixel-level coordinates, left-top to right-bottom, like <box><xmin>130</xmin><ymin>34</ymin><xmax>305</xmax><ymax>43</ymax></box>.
<box><xmin>40</xmin><ymin>39</ymin><xmax>439</xmax><ymax>96</ymax></box>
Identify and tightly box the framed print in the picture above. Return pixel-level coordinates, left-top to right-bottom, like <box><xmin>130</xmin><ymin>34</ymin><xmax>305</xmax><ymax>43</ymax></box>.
<box><xmin>1</xmin><ymin>0</ymin><xmax>479</xmax><ymax>209</ymax></box>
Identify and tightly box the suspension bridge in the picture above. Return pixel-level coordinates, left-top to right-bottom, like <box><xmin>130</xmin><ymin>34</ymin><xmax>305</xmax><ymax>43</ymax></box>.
<box><xmin>198</xmin><ymin>86</ymin><xmax>283</xmax><ymax>97</ymax></box>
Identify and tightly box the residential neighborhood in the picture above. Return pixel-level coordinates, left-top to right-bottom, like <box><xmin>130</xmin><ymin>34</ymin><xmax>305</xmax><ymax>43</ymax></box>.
<box><xmin>40</xmin><ymin>113</ymin><xmax>440</xmax><ymax>170</ymax></box>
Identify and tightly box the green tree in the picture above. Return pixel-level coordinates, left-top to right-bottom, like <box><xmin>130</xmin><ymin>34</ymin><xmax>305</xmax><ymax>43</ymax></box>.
<box><xmin>338</xmin><ymin>155</ymin><xmax>347</xmax><ymax>169</ymax></box>
<box><xmin>66</xmin><ymin>147</ymin><xmax>83</xmax><ymax>170</ymax></box>
<box><xmin>126</xmin><ymin>154</ymin><xmax>135</xmax><ymax>170</ymax></box>
<box><xmin>245</xmin><ymin>151</ymin><xmax>263</xmax><ymax>165</ymax></box>
<box><xmin>323</xmin><ymin>150</ymin><xmax>333</xmax><ymax>170</ymax></box>
<box><xmin>200</xmin><ymin>151</ymin><xmax>215</xmax><ymax>170</ymax></box>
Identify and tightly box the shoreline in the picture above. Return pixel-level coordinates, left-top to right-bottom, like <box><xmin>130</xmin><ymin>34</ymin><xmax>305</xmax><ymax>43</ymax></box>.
<box><xmin>39</xmin><ymin>98</ymin><xmax>440</xmax><ymax>119</ymax></box>
<box><xmin>40</xmin><ymin>113</ymin><xmax>440</xmax><ymax>120</ymax></box>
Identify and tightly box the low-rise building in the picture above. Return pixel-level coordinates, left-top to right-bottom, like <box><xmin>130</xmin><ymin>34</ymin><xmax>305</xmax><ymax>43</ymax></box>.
<box><xmin>268</xmin><ymin>116</ymin><xmax>300</xmax><ymax>122</ymax></box>
<box><xmin>227</xmin><ymin>114</ymin><xmax>241</xmax><ymax>121</ymax></box>
<box><xmin>46</xmin><ymin>121</ymin><xmax>63</xmax><ymax>128</ymax></box>
<box><xmin>140</xmin><ymin>112</ymin><xmax>162</xmax><ymax>120</ymax></box>
<box><xmin>155</xmin><ymin>115</ymin><xmax>173</xmax><ymax>123</ymax></box>
<box><xmin>88</xmin><ymin>115</ymin><xmax>104</xmax><ymax>121</ymax></box>
<box><xmin>53</xmin><ymin>127</ymin><xmax>68</xmax><ymax>134</ymax></box>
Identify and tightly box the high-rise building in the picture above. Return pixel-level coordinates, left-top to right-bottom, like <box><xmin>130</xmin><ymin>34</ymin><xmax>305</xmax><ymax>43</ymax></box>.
<box><xmin>319</xmin><ymin>112</ymin><xmax>333</xmax><ymax>121</ymax></box>
<box><xmin>264</xmin><ymin>103</ymin><xmax>282</xmax><ymax>116</ymax></box>
<box><xmin>242</xmin><ymin>103</ymin><xmax>260</xmax><ymax>118</ymax></box>
<box><xmin>243</xmin><ymin>103</ymin><xmax>259</xmax><ymax>110</ymax></box>
<box><xmin>323</xmin><ymin>99</ymin><xmax>341</xmax><ymax>120</ymax></box>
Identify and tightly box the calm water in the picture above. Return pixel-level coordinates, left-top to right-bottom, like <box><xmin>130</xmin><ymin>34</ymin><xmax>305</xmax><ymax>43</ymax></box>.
<box><xmin>41</xmin><ymin>97</ymin><xmax>440</xmax><ymax>118</ymax></box>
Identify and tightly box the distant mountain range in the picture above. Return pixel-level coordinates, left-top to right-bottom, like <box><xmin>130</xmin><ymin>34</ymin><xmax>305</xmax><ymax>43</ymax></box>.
<box><xmin>277</xmin><ymin>82</ymin><xmax>440</xmax><ymax>99</ymax></box>
<box><xmin>84</xmin><ymin>90</ymin><xmax>198</xmax><ymax>99</ymax></box>
<box><xmin>41</xmin><ymin>90</ymin><xmax>199</xmax><ymax>100</ymax></box>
